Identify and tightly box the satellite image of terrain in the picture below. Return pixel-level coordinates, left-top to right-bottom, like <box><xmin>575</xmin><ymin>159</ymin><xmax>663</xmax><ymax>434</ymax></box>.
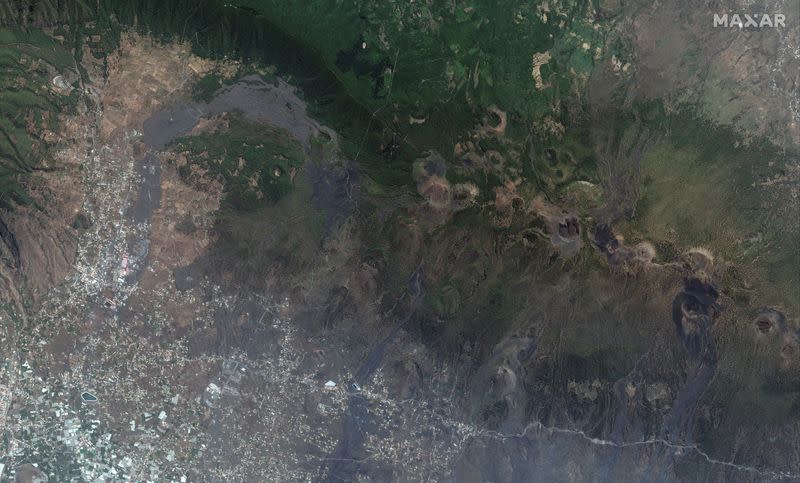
<box><xmin>0</xmin><ymin>0</ymin><xmax>798</xmax><ymax>481</ymax></box>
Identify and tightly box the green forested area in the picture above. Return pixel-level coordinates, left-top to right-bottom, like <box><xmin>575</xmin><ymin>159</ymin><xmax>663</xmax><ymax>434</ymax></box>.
<box><xmin>0</xmin><ymin>26</ymin><xmax>80</xmax><ymax>209</ymax></box>
<box><xmin>2</xmin><ymin>0</ymin><xmax>611</xmax><ymax>207</ymax></box>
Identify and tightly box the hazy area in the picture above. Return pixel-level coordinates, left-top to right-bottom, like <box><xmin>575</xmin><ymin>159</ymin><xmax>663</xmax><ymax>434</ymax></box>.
<box><xmin>0</xmin><ymin>1</ymin><xmax>798</xmax><ymax>481</ymax></box>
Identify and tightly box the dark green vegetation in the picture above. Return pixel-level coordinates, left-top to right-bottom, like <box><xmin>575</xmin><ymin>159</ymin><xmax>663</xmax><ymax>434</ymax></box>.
<box><xmin>0</xmin><ymin>0</ymin><xmax>612</xmax><ymax>209</ymax></box>
<box><xmin>190</xmin><ymin>72</ymin><xmax>223</xmax><ymax>102</ymax></box>
<box><xmin>0</xmin><ymin>27</ymin><xmax>77</xmax><ymax>209</ymax></box>
<box><xmin>171</xmin><ymin>115</ymin><xmax>305</xmax><ymax>211</ymax></box>
<box><xmin>0</xmin><ymin>2</ymin><xmax>124</xmax><ymax>210</ymax></box>
<box><xmin>91</xmin><ymin>0</ymin><xmax>619</xmax><ymax>193</ymax></box>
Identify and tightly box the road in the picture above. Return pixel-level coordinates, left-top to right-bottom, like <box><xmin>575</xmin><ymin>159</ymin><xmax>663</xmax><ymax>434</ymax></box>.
<box><xmin>318</xmin><ymin>264</ymin><xmax>424</xmax><ymax>482</ymax></box>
